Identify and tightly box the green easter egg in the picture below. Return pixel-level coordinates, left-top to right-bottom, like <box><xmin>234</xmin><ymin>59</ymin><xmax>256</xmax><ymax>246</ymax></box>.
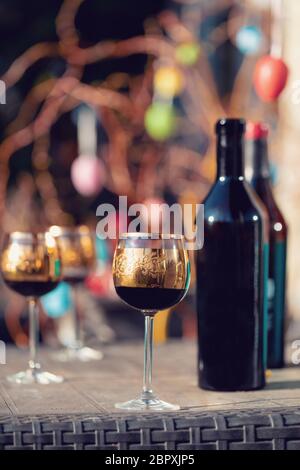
<box><xmin>144</xmin><ymin>103</ymin><xmax>177</xmax><ymax>141</ymax></box>
<box><xmin>175</xmin><ymin>42</ymin><xmax>200</xmax><ymax>66</ymax></box>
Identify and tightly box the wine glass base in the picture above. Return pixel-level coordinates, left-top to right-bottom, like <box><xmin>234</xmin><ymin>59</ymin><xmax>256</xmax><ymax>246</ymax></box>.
<box><xmin>115</xmin><ymin>394</ymin><xmax>180</xmax><ymax>411</ymax></box>
<box><xmin>7</xmin><ymin>369</ymin><xmax>64</xmax><ymax>385</ymax></box>
<box><xmin>52</xmin><ymin>346</ymin><xmax>104</xmax><ymax>362</ymax></box>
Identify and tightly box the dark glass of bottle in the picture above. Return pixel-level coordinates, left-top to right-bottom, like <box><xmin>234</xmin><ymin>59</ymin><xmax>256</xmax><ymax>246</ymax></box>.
<box><xmin>245</xmin><ymin>122</ymin><xmax>287</xmax><ymax>369</ymax></box>
<box><xmin>196</xmin><ymin>118</ymin><xmax>268</xmax><ymax>391</ymax></box>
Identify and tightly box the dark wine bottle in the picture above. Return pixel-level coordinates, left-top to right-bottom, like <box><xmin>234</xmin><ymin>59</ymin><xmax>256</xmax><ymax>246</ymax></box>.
<box><xmin>245</xmin><ymin>121</ymin><xmax>287</xmax><ymax>369</ymax></box>
<box><xmin>196</xmin><ymin>118</ymin><xmax>268</xmax><ymax>391</ymax></box>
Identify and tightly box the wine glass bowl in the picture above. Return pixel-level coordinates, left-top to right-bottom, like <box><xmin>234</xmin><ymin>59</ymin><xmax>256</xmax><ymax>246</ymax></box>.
<box><xmin>1</xmin><ymin>232</ymin><xmax>61</xmax><ymax>297</ymax></box>
<box><xmin>112</xmin><ymin>233</ymin><xmax>190</xmax><ymax>411</ymax></box>
<box><xmin>113</xmin><ymin>234</ymin><xmax>189</xmax><ymax>312</ymax></box>
<box><xmin>1</xmin><ymin>231</ymin><xmax>63</xmax><ymax>384</ymax></box>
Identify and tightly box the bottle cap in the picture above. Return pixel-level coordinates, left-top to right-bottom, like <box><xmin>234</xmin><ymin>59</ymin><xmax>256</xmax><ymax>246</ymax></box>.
<box><xmin>245</xmin><ymin>121</ymin><xmax>268</xmax><ymax>140</ymax></box>
<box><xmin>215</xmin><ymin>118</ymin><xmax>245</xmax><ymax>135</ymax></box>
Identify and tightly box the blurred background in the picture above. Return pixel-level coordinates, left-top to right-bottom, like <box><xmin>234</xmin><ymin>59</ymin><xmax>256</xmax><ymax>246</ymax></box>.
<box><xmin>0</xmin><ymin>0</ymin><xmax>299</xmax><ymax>349</ymax></box>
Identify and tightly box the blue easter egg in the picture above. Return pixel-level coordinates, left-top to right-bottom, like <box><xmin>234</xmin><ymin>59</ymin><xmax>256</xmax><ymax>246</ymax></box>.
<box><xmin>41</xmin><ymin>282</ymin><xmax>72</xmax><ymax>318</ymax></box>
<box><xmin>236</xmin><ymin>25</ymin><xmax>262</xmax><ymax>55</ymax></box>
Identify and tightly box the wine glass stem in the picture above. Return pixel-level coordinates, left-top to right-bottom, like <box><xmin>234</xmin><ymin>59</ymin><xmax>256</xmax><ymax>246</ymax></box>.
<box><xmin>72</xmin><ymin>285</ymin><xmax>81</xmax><ymax>348</ymax></box>
<box><xmin>143</xmin><ymin>314</ymin><xmax>155</xmax><ymax>395</ymax></box>
<box><xmin>28</xmin><ymin>297</ymin><xmax>40</xmax><ymax>371</ymax></box>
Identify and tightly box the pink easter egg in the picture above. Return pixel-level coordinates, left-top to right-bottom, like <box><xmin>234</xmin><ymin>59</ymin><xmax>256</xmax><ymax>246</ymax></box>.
<box><xmin>71</xmin><ymin>155</ymin><xmax>106</xmax><ymax>197</ymax></box>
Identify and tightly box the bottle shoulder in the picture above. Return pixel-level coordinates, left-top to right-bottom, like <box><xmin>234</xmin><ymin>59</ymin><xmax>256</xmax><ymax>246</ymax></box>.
<box><xmin>203</xmin><ymin>177</ymin><xmax>265</xmax><ymax>223</ymax></box>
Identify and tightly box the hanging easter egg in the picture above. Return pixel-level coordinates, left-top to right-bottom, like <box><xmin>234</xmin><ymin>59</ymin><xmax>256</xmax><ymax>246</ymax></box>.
<box><xmin>41</xmin><ymin>282</ymin><xmax>72</xmax><ymax>318</ymax></box>
<box><xmin>236</xmin><ymin>25</ymin><xmax>262</xmax><ymax>55</ymax></box>
<box><xmin>71</xmin><ymin>155</ymin><xmax>106</xmax><ymax>197</ymax></box>
<box><xmin>154</xmin><ymin>66</ymin><xmax>184</xmax><ymax>98</ymax></box>
<box><xmin>253</xmin><ymin>55</ymin><xmax>288</xmax><ymax>102</ymax></box>
<box><xmin>144</xmin><ymin>103</ymin><xmax>177</xmax><ymax>141</ymax></box>
<box><xmin>175</xmin><ymin>42</ymin><xmax>200</xmax><ymax>66</ymax></box>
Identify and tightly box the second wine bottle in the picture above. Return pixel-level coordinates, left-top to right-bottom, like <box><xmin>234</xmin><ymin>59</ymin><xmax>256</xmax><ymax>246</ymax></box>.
<box><xmin>245</xmin><ymin>122</ymin><xmax>287</xmax><ymax>369</ymax></box>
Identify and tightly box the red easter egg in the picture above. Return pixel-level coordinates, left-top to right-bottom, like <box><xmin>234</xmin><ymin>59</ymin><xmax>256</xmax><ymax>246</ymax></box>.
<box><xmin>253</xmin><ymin>55</ymin><xmax>288</xmax><ymax>102</ymax></box>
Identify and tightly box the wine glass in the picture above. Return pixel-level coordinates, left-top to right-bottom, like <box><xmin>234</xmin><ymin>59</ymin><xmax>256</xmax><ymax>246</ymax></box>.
<box><xmin>1</xmin><ymin>231</ymin><xmax>63</xmax><ymax>384</ymax></box>
<box><xmin>49</xmin><ymin>225</ymin><xmax>103</xmax><ymax>362</ymax></box>
<box><xmin>112</xmin><ymin>233</ymin><xmax>190</xmax><ymax>411</ymax></box>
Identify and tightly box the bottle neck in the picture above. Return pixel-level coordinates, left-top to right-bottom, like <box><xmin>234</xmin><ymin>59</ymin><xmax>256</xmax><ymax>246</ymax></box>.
<box><xmin>216</xmin><ymin>133</ymin><xmax>244</xmax><ymax>179</ymax></box>
<box><xmin>245</xmin><ymin>138</ymin><xmax>270</xmax><ymax>180</ymax></box>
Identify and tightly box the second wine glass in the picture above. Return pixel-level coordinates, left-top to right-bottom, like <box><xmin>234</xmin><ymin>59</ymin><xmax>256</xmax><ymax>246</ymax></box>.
<box><xmin>50</xmin><ymin>225</ymin><xmax>103</xmax><ymax>362</ymax></box>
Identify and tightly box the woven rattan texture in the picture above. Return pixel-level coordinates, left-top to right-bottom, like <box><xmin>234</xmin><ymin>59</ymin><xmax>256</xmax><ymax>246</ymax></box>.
<box><xmin>1</xmin><ymin>408</ymin><xmax>300</xmax><ymax>450</ymax></box>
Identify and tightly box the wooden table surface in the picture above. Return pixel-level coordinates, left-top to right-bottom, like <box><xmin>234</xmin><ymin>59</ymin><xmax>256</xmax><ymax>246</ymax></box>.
<box><xmin>0</xmin><ymin>340</ymin><xmax>299</xmax><ymax>417</ymax></box>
